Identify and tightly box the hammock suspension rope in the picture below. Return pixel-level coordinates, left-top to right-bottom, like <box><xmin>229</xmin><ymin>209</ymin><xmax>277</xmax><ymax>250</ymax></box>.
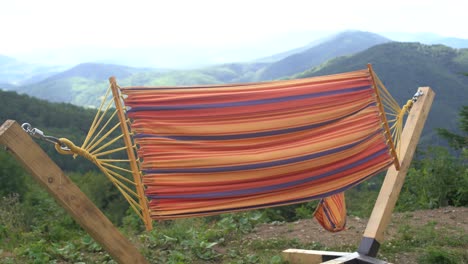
<box><xmin>22</xmin><ymin>65</ymin><xmax>422</xmax><ymax>232</ymax></box>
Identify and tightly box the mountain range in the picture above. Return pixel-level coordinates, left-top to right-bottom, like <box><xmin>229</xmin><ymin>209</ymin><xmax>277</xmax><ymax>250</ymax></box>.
<box><xmin>255</xmin><ymin>31</ymin><xmax>390</xmax><ymax>80</ymax></box>
<box><xmin>1</xmin><ymin>30</ymin><xmax>467</xmax><ymax>143</ymax></box>
<box><xmin>8</xmin><ymin>31</ymin><xmax>392</xmax><ymax>105</ymax></box>
<box><xmin>0</xmin><ymin>54</ymin><xmax>66</xmax><ymax>87</ymax></box>
<box><xmin>2</xmin><ymin>30</ymin><xmax>468</xmax><ymax>86</ymax></box>
<box><xmin>296</xmin><ymin>42</ymin><xmax>468</xmax><ymax>142</ymax></box>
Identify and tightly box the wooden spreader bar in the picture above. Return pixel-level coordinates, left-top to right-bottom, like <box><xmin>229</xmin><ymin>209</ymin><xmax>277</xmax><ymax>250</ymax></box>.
<box><xmin>1</xmin><ymin>86</ymin><xmax>434</xmax><ymax>264</ymax></box>
<box><xmin>283</xmin><ymin>87</ymin><xmax>434</xmax><ymax>263</ymax></box>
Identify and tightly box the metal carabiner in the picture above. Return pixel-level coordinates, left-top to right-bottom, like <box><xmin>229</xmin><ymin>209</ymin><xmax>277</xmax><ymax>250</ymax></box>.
<box><xmin>412</xmin><ymin>90</ymin><xmax>424</xmax><ymax>103</ymax></box>
<box><xmin>21</xmin><ymin>123</ymin><xmax>70</xmax><ymax>151</ymax></box>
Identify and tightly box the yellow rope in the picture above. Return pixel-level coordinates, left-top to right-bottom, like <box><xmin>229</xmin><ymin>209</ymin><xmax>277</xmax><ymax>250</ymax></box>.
<box><xmin>81</xmin><ymin>92</ymin><xmax>114</xmax><ymax>152</ymax></box>
<box><xmin>94</xmin><ymin>146</ymin><xmax>128</xmax><ymax>157</ymax></box>
<box><xmin>372</xmin><ymin>69</ymin><xmax>416</xmax><ymax>159</ymax></box>
<box><xmin>99</xmin><ymin>159</ymin><xmax>130</xmax><ymax>163</ymax></box>
<box><xmin>87</xmin><ymin>123</ymin><xmax>121</xmax><ymax>153</ymax></box>
<box><xmin>101</xmin><ymin>161</ymin><xmax>134</xmax><ymax>174</ymax></box>
<box><xmin>100</xmin><ymin>167</ymin><xmax>143</xmax><ymax>219</ymax></box>
<box><xmin>105</xmin><ymin>169</ymin><xmax>137</xmax><ymax>185</ymax></box>
<box><xmin>51</xmin><ymin>67</ymin><xmax>418</xmax><ymax>231</ymax></box>
<box><xmin>90</xmin><ymin>134</ymin><xmax>124</xmax><ymax>155</ymax></box>
<box><xmin>80</xmin><ymin>86</ymin><xmax>112</xmax><ymax>150</ymax></box>
<box><xmin>101</xmin><ymin>168</ymin><xmax>139</xmax><ymax>198</ymax></box>
<box><xmin>55</xmin><ymin>135</ymin><xmax>145</xmax><ymax>221</ymax></box>
<box><xmin>83</xmin><ymin>110</ymin><xmax>118</xmax><ymax>151</ymax></box>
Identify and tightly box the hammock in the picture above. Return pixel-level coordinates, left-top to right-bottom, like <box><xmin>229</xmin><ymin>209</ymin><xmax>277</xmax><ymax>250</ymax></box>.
<box><xmin>54</xmin><ymin>65</ymin><xmax>411</xmax><ymax>232</ymax></box>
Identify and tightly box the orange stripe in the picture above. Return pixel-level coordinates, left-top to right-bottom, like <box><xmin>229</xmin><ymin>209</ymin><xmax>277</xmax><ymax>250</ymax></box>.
<box><xmin>119</xmin><ymin>68</ymin><xmax>395</xmax><ymax>222</ymax></box>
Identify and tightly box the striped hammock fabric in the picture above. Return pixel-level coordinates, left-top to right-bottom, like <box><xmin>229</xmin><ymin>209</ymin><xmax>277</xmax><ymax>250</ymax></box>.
<box><xmin>120</xmin><ymin>68</ymin><xmax>398</xmax><ymax>227</ymax></box>
<box><xmin>314</xmin><ymin>192</ymin><xmax>347</xmax><ymax>232</ymax></box>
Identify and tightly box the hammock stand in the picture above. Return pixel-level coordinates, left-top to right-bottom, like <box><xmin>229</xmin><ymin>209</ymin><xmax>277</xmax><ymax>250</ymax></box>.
<box><xmin>0</xmin><ymin>66</ymin><xmax>434</xmax><ymax>264</ymax></box>
<box><xmin>282</xmin><ymin>85</ymin><xmax>434</xmax><ymax>263</ymax></box>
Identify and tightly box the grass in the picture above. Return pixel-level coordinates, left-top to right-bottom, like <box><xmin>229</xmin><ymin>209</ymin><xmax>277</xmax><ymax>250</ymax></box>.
<box><xmin>2</xmin><ymin>187</ymin><xmax>467</xmax><ymax>264</ymax></box>
<box><xmin>1</xmin><ymin>191</ymin><xmax>467</xmax><ymax>264</ymax></box>
<box><xmin>379</xmin><ymin>220</ymin><xmax>468</xmax><ymax>263</ymax></box>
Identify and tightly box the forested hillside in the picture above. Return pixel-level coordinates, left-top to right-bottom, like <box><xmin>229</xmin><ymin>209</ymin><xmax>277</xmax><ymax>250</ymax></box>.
<box><xmin>0</xmin><ymin>90</ymin><xmax>97</xmax><ymax>172</ymax></box>
<box><xmin>1</xmin><ymin>92</ymin><xmax>466</xmax><ymax>263</ymax></box>
<box><xmin>1</xmin><ymin>78</ymin><xmax>467</xmax><ymax>263</ymax></box>
<box><xmin>11</xmin><ymin>31</ymin><xmax>389</xmax><ymax>105</ymax></box>
<box><xmin>297</xmin><ymin>43</ymin><xmax>468</xmax><ymax>142</ymax></box>
<box><xmin>255</xmin><ymin>31</ymin><xmax>390</xmax><ymax>80</ymax></box>
<box><xmin>0</xmin><ymin>90</ymin><xmax>131</xmax><ymax>226</ymax></box>
<box><xmin>16</xmin><ymin>63</ymin><xmax>155</xmax><ymax>107</ymax></box>
<box><xmin>12</xmin><ymin>42</ymin><xmax>467</xmax><ymax>146</ymax></box>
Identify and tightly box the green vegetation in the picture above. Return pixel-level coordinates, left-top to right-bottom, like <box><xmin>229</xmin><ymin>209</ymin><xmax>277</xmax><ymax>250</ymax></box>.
<box><xmin>381</xmin><ymin>219</ymin><xmax>468</xmax><ymax>263</ymax></box>
<box><xmin>8</xmin><ymin>41</ymin><xmax>468</xmax><ymax>147</ymax></box>
<box><xmin>1</xmin><ymin>86</ymin><xmax>467</xmax><ymax>263</ymax></box>
<box><xmin>297</xmin><ymin>43</ymin><xmax>468</xmax><ymax>144</ymax></box>
<box><xmin>438</xmin><ymin>105</ymin><xmax>468</xmax><ymax>150</ymax></box>
<box><xmin>257</xmin><ymin>31</ymin><xmax>389</xmax><ymax>80</ymax></box>
<box><xmin>2</xmin><ymin>39</ymin><xmax>468</xmax><ymax>262</ymax></box>
<box><xmin>0</xmin><ymin>90</ymin><xmax>97</xmax><ymax>172</ymax></box>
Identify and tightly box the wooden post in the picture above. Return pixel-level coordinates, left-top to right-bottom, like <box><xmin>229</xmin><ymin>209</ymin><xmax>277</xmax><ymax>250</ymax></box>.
<box><xmin>282</xmin><ymin>249</ymin><xmax>348</xmax><ymax>264</ymax></box>
<box><xmin>0</xmin><ymin>120</ymin><xmax>149</xmax><ymax>264</ymax></box>
<box><xmin>282</xmin><ymin>87</ymin><xmax>434</xmax><ymax>263</ymax></box>
<box><xmin>358</xmin><ymin>87</ymin><xmax>435</xmax><ymax>256</ymax></box>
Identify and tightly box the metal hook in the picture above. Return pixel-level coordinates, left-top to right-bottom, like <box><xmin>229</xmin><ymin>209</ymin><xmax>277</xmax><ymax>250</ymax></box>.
<box><xmin>412</xmin><ymin>90</ymin><xmax>424</xmax><ymax>103</ymax></box>
<box><xmin>21</xmin><ymin>123</ymin><xmax>70</xmax><ymax>151</ymax></box>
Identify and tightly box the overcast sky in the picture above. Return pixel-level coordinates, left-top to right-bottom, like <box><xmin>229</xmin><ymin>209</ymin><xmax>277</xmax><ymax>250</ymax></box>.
<box><xmin>1</xmin><ymin>0</ymin><xmax>467</xmax><ymax>62</ymax></box>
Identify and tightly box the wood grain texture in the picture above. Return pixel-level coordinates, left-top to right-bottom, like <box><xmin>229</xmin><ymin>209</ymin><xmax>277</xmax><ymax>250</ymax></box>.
<box><xmin>362</xmin><ymin>87</ymin><xmax>435</xmax><ymax>243</ymax></box>
<box><xmin>0</xmin><ymin>120</ymin><xmax>149</xmax><ymax>264</ymax></box>
<box><xmin>321</xmin><ymin>252</ymin><xmax>390</xmax><ymax>264</ymax></box>
<box><xmin>282</xmin><ymin>87</ymin><xmax>434</xmax><ymax>263</ymax></box>
<box><xmin>109</xmin><ymin>77</ymin><xmax>152</xmax><ymax>231</ymax></box>
<box><xmin>282</xmin><ymin>249</ymin><xmax>347</xmax><ymax>264</ymax></box>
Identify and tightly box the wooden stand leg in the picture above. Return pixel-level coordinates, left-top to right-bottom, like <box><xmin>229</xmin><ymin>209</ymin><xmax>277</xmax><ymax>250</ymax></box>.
<box><xmin>282</xmin><ymin>249</ymin><xmax>348</xmax><ymax>264</ymax></box>
<box><xmin>358</xmin><ymin>87</ymin><xmax>434</xmax><ymax>256</ymax></box>
<box><xmin>0</xmin><ymin>120</ymin><xmax>149</xmax><ymax>264</ymax></box>
<box><xmin>282</xmin><ymin>87</ymin><xmax>434</xmax><ymax>263</ymax></box>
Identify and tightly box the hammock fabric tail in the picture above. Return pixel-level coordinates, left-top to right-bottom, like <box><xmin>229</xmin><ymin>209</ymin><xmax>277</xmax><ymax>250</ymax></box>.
<box><xmin>314</xmin><ymin>192</ymin><xmax>347</xmax><ymax>232</ymax></box>
<box><xmin>120</xmin><ymin>68</ymin><xmax>397</xmax><ymax>228</ymax></box>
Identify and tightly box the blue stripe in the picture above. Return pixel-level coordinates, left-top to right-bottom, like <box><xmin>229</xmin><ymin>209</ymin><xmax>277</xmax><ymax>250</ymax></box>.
<box><xmin>143</xmin><ymin>129</ymin><xmax>382</xmax><ymax>174</ymax></box>
<box><xmin>320</xmin><ymin>199</ymin><xmax>341</xmax><ymax>230</ymax></box>
<box><xmin>147</xmin><ymin>147</ymin><xmax>388</xmax><ymax>199</ymax></box>
<box><xmin>134</xmin><ymin>102</ymin><xmax>377</xmax><ymax>141</ymax></box>
<box><xmin>149</xmin><ymin>161</ymin><xmax>392</xmax><ymax>218</ymax></box>
<box><xmin>121</xmin><ymin>83</ymin><xmax>252</xmax><ymax>91</ymax></box>
<box><xmin>127</xmin><ymin>85</ymin><xmax>371</xmax><ymax>112</ymax></box>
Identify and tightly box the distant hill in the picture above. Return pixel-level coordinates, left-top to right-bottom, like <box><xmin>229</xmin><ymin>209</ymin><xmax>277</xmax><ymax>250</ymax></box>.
<box><xmin>17</xmin><ymin>63</ymin><xmax>154</xmax><ymax>107</ymax></box>
<box><xmin>9</xmin><ymin>35</ymin><xmax>468</xmax><ymax>147</ymax></box>
<box><xmin>256</xmin><ymin>31</ymin><xmax>391</xmax><ymax>81</ymax></box>
<box><xmin>16</xmin><ymin>62</ymin><xmax>267</xmax><ymax>106</ymax></box>
<box><xmin>0</xmin><ymin>83</ymin><xmax>17</xmax><ymax>90</ymax></box>
<box><xmin>382</xmin><ymin>32</ymin><xmax>468</xmax><ymax>48</ymax></box>
<box><xmin>0</xmin><ymin>54</ymin><xmax>64</xmax><ymax>86</ymax></box>
<box><xmin>0</xmin><ymin>90</ymin><xmax>97</xmax><ymax>172</ymax></box>
<box><xmin>46</xmin><ymin>63</ymin><xmax>143</xmax><ymax>81</ymax></box>
<box><xmin>255</xmin><ymin>36</ymin><xmax>330</xmax><ymax>63</ymax></box>
<box><xmin>5</xmin><ymin>42</ymin><xmax>468</xmax><ymax>148</ymax></box>
<box><xmin>434</xmin><ymin>37</ymin><xmax>468</xmax><ymax>49</ymax></box>
<box><xmin>196</xmin><ymin>62</ymin><xmax>268</xmax><ymax>83</ymax></box>
<box><xmin>297</xmin><ymin>42</ymin><xmax>468</xmax><ymax>142</ymax></box>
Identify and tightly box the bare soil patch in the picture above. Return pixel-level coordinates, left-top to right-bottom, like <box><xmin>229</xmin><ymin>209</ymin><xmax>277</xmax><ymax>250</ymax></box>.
<box><xmin>246</xmin><ymin>206</ymin><xmax>468</xmax><ymax>262</ymax></box>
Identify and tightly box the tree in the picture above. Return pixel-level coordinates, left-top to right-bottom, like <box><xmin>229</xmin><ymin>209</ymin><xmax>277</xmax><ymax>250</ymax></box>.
<box><xmin>437</xmin><ymin>106</ymin><xmax>468</xmax><ymax>150</ymax></box>
<box><xmin>0</xmin><ymin>150</ymin><xmax>27</xmax><ymax>197</ymax></box>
